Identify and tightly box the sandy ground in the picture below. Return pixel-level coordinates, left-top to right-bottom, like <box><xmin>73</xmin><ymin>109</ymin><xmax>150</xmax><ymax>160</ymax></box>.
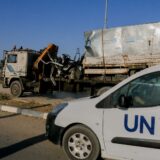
<box><xmin>0</xmin><ymin>84</ymin><xmax>90</xmax><ymax>113</ymax></box>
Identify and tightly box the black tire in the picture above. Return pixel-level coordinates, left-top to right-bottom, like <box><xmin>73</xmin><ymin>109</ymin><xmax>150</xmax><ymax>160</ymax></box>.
<box><xmin>129</xmin><ymin>70</ymin><xmax>136</xmax><ymax>76</ymax></box>
<box><xmin>62</xmin><ymin>125</ymin><xmax>100</xmax><ymax>160</ymax></box>
<box><xmin>96</xmin><ymin>87</ymin><xmax>110</xmax><ymax>96</ymax></box>
<box><xmin>10</xmin><ymin>80</ymin><xmax>23</xmax><ymax>97</ymax></box>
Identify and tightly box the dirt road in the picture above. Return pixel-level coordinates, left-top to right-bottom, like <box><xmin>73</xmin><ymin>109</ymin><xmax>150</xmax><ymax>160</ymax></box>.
<box><xmin>0</xmin><ymin>111</ymin><xmax>68</xmax><ymax>160</ymax></box>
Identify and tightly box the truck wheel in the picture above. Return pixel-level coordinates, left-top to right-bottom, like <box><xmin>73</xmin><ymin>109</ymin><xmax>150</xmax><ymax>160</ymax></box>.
<box><xmin>62</xmin><ymin>125</ymin><xmax>100</xmax><ymax>160</ymax></box>
<box><xmin>129</xmin><ymin>70</ymin><xmax>136</xmax><ymax>76</ymax></box>
<box><xmin>96</xmin><ymin>87</ymin><xmax>110</xmax><ymax>96</ymax></box>
<box><xmin>10</xmin><ymin>80</ymin><xmax>23</xmax><ymax>97</ymax></box>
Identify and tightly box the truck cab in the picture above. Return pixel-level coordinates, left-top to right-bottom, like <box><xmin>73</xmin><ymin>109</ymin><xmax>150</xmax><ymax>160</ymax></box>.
<box><xmin>2</xmin><ymin>44</ymin><xmax>60</xmax><ymax>97</ymax></box>
<box><xmin>3</xmin><ymin>49</ymin><xmax>38</xmax><ymax>96</ymax></box>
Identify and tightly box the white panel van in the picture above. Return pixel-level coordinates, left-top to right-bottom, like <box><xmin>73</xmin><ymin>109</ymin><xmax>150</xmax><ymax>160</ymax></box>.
<box><xmin>46</xmin><ymin>65</ymin><xmax>160</xmax><ymax>160</ymax></box>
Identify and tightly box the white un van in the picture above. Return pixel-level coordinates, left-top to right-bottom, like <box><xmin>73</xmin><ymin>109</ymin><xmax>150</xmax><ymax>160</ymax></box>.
<box><xmin>46</xmin><ymin>65</ymin><xmax>160</xmax><ymax>160</ymax></box>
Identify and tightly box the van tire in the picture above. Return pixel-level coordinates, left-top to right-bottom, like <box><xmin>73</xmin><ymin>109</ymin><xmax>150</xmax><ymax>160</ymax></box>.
<box><xmin>62</xmin><ymin>124</ymin><xmax>100</xmax><ymax>160</ymax></box>
<box><xmin>10</xmin><ymin>80</ymin><xmax>23</xmax><ymax>97</ymax></box>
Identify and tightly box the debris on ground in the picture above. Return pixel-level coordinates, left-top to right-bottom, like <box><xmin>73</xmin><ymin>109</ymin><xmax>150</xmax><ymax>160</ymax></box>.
<box><xmin>0</xmin><ymin>93</ymin><xmax>11</xmax><ymax>100</ymax></box>
<box><xmin>0</xmin><ymin>93</ymin><xmax>63</xmax><ymax>113</ymax></box>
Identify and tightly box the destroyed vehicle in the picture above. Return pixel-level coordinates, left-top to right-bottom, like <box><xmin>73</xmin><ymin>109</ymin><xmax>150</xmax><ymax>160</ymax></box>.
<box><xmin>2</xmin><ymin>44</ymin><xmax>82</xmax><ymax>97</ymax></box>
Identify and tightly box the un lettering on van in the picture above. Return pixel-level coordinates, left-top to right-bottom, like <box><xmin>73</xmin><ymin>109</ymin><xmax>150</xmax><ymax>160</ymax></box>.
<box><xmin>124</xmin><ymin>114</ymin><xmax>155</xmax><ymax>135</ymax></box>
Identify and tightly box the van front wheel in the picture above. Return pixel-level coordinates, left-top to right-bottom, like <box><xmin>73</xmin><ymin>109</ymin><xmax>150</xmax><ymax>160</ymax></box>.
<box><xmin>62</xmin><ymin>124</ymin><xmax>100</xmax><ymax>160</ymax></box>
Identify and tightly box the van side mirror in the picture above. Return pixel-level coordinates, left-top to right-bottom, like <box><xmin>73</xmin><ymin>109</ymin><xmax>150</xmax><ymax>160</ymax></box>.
<box><xmin>118</xmin><ymin>95</ymin><xmax>133</xmax><ymax>108</ymax></box>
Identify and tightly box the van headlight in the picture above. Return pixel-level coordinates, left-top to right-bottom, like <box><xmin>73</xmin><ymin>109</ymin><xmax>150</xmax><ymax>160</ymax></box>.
<box><xmin>52</xmin><ymin>103</ymin><xmax>68</xmax><ymax>115</ymax></box>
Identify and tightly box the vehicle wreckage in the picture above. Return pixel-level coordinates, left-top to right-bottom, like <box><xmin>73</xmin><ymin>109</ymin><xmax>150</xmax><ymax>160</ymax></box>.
<box><xmin>2</xmin><ymin>22</ymin><xmax>160</xmax><ymax>96</ymax></box>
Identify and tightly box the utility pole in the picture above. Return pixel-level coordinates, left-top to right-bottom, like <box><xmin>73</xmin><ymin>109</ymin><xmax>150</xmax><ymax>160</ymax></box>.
<box><xmin>103</xmin><ymin>0</ymin><xmax>108</xmax><ymax>80</ymax></box>
<box><xmin>104</xmin><ymin>0</ymin><xmax>108</xmax><ymax>28</ymax></box>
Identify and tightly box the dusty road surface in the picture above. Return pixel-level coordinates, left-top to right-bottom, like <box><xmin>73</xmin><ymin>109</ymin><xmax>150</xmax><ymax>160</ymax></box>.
<box><xmin>0</xmin><ymin>112</ymin><xmax>109</xmax><ymax>160</ymax></box>
<box><xmin>0</xmin><ymin>111</ymin><xmax>67</xmax><ymax>160</ymax></box>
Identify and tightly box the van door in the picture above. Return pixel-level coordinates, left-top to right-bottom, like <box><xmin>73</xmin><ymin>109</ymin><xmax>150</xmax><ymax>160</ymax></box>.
<box><xmin>102</xmin><ymin>72</ymin><xmax>160</xmax><ymax>160</ymax></box>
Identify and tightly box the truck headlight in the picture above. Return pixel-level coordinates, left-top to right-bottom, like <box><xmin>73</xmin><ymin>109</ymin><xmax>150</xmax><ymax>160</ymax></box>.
<box><xmin>52</xmin><ymin>103</ymin><xmax>68</xmax><ymax>115</ymax></box>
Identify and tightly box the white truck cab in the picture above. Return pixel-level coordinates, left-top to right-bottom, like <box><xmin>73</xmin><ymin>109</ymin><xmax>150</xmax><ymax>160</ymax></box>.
<box><xmin>2</xmin><ymin>49</ymin><xmax>38</xmax><ymax>96</ymax></box>
<box><xmin>46</xmin><ymin>65</ymin><xmax>160</xmax><ymax>160</ymax></box>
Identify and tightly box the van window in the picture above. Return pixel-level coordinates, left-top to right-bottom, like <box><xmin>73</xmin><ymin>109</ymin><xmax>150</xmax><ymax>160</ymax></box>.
<box><xmin>98</xmin><ymin>72</ymin><xmax>160</xmax><ymax>109</ymax></box>
<box><xmin>128</xmin><ymin>72</ymin><xmax>160</xmax><ymax>107</ymax></box>
<box><xmin>96</xmin><ymin>84</ymin><xmax>129</xmax><ymax>108</ymax></box>
<box><xmin>111</xmin><ymin>72</ymin><xmax>160</xmax><ymax>108</ymax></box>
<box><xmin>111</xmin><ymin>84</ymin><xmax>129</xmax><ymax>107</ymax></box>
<box><xmin>7</xmin><ymin>55</ymin><xmax>17</xmax><ymax>63</ymax></box>
<box><xmin>96</xmin><ymin>95</ymin><xmax>112</xmax><ymax>108</ymax></box>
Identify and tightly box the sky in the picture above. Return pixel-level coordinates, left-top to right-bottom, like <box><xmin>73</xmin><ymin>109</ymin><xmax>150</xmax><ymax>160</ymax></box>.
<box><xmin>1</xmin><ymin>0</ymin><xmax>160</xmax><ymax>58</ymax></box>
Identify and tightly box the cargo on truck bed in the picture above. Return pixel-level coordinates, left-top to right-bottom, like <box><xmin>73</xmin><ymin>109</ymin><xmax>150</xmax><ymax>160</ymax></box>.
<box><xmin>83</xmin><ymin>22</ymin><xmax>160</xmax><ymax>76</ymax></box>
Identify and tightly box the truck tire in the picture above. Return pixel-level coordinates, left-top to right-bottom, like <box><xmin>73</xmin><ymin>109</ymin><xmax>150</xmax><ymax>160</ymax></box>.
<box><xmin>62</xmin><ymin>125</ymin><xmax>100</xmax><ymax>160</ymax></box>
<box><xmin>129</xmin><ymin>70</ymin><xmax>136</xmax><ymax>76</ymax></box>
<box><xmin>10</xmin><ymin>80</ymin><xmax>23</xmax><ymax>97</ymax></box>
<box><xmin>69</xmin><ymin>67</ymin><xmax>81</xmax><ymax>80</ymax></box>
<box><xmin>96</xmin><ymin>87</ymin><xmax>110</xmax><ymax>96</ymax></box>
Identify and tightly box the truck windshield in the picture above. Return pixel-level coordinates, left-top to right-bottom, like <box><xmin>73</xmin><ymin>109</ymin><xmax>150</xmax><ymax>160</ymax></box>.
<box><xmin>7</xmin><ymin>55</ymin><xmax>17</xmax><ymax>63</ymax></box>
